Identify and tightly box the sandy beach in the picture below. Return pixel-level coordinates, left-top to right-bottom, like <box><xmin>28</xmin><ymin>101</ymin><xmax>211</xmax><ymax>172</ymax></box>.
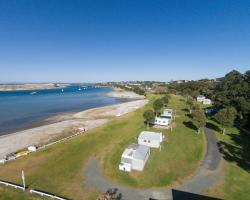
<box><xmin>0</xmin><ymin>90</ymin><xmax>148</xmax><ymax>159</ymax></box>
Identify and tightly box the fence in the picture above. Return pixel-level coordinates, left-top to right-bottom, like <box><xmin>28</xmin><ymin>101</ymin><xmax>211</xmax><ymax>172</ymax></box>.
<box><xmin>38</xmin><ymin>131</ymin><xmax>83</xmax><ymax>150</ymax></box>
<box><xmin>1</xmin><ymin>130</ymin><xmax>86</xmax><ymax>164</ymax></box>
<box><xmin>30</xmin><ymin>189</ymin><xmax>68</xmax><ymax>200</ymax></box>
<box><xmin>0</xmin><ymin>180</ymin><xmax>24</xmax><ymax>191</ymax></box>
<box><xmin>0</xmin><ymin>181</ymin><xmax>69</xmax><ymax>199</ymax></box>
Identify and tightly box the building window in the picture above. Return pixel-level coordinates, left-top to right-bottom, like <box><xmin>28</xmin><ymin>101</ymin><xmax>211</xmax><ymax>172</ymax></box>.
<box><xmin>144</xmin><ymin>140</ymin><xmax>147</xmax><ymax>142</ymax></box>
<box><xmin>148</xmin><ymin>140</ymin><xmax>150</xmax><ymax>143</ymax></box>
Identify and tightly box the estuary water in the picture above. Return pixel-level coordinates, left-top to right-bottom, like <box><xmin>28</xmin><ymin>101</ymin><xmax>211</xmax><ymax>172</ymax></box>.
<box><xmin>0</xmin><ymin>85</ymin><xmax>121</xmax><ymax>135</ymax></box>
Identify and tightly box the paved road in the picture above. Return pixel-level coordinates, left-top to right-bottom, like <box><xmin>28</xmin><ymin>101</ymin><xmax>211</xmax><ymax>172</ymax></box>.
<box><xmin>84</xmin><ymin>127</ymin><xmax>222</xmax><ymax>200</ymax></box>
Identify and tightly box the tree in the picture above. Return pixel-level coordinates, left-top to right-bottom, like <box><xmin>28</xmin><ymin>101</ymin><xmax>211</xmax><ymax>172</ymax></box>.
<box><xmin>153</xmin><ymin>85</ymin><xmax>168</xmax><ymax>94</ymax></box>
<box><xmin>192</xmin><ymin>108</ymin><xmax>206</xmax><ymax>134</ymax></box>
<box><xmin>186</xmin><ymin>96</ymin><xmax>195</xmax><ymax>114</ymax></box>
<box><xmin>214</xmin><ymin>107</ymin><xmax>237</xmax><ymax>135</ymax></box>
<box><xmin>161</xmin><ymin>95</ymin><xmax>169</xmax><ymax>107</ymax></box>
<box><xmin>153</xmin><ymin>99</ymin><xmax>164</xmax><ymax>116</ymax></box>
<box><xmin>143</xmin><ymin>110</ymin><xmax>155</xmax><ymax>127</ymax></box>
<box><xmin>133</xmin><ymin>87</ymin><xmax>145</xmax><ymax>96</ymax></box>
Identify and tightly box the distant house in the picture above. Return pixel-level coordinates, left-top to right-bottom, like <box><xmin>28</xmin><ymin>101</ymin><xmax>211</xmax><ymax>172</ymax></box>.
<box><xmin>203</xmin><ymin>98</ymin><xmax>211</xmax><ymax>105</ymax></box>
<box><xmin>197</xmin><ymin>95</ymin><xmax>212</xmax><ymax>105</ymax></box>
<box><xmin>154</xmin><ymin>108</ymin><xmax>173</xmax><ymax>126</ymax></box>
<box><xmin>197</xmin><ymin>95</ymin><xmax>206</xmax><ymax>102</ymax></box>
<box><xmin>138</xmin><ymin>131</ymin><xmax>163</xmax><ymax>148</ymax></box>
<box><xmin>119</xmin><ymin>144</ymin><xmax>150</xmax><ymax>172</ymax></box>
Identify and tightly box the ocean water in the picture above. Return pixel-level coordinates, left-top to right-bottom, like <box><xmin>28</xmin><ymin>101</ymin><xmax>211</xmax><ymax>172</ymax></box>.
<box><xmin>0</xmin><ymin>85</ymin><xmax>121</xmax><ymax>135</ymax></box>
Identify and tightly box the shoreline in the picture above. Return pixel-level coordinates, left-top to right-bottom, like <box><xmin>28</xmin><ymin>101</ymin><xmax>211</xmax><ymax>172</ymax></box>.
<box><xmin>0</xmin><ymin>90</ymin><xmax>148</xmax><ymax>159</ymax></box>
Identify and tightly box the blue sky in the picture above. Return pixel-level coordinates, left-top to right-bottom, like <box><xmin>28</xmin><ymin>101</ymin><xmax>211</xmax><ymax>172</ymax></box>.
<box><xmin>0</xmin><ymin>0</ymin><xmax>249</xmax><ymax>82</ymax></box>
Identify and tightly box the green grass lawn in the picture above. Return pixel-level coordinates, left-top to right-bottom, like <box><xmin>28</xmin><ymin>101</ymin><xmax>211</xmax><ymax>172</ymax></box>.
<box><xmin>205</xmin><ymin>119</ymin><xmax>250</xmax><ymax>200</ymax></box>
<box><xmin>0</xmin><ymin>94</ymin><xmax>204</xmax><ymax>199</ymax></box>
<box><xmin>103</xmin><ymin>94</ymin><xmax>204</xmax><ymax>187</ymax></box>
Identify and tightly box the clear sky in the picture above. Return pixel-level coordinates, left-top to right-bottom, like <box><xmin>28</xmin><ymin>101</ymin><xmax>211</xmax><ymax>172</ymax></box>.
<box><xmin>0</xmin><ymin>0</ymin><xmax>249</xmax><ymax>83</ymax></box>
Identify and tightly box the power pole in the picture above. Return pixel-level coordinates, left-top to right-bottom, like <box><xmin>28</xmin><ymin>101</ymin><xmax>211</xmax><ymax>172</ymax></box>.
<box><xmin>22</xmin><ymin>170</ymin><xmax>25</xmax><ymax>191</ymax></box>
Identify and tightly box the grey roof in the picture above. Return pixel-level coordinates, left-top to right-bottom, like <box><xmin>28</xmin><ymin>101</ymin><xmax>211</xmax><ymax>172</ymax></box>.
<box><xmin>159</xmin><ymin>115</ymin><xmax>171</xmax><ymax>119</ymax></box>
<box><xmin>128</xmin><ymin>143</ymin><xmax>149</xmax><ymax>161</ymax></box>
<box><xmin>138</xmin><ymin>131</ymin><xmax>162</xmax><ymax>141</ymax></box>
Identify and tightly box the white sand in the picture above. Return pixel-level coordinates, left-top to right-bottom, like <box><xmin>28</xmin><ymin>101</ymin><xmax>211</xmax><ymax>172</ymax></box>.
<box><xmin>0</xmin><ymin>99</ymin><xmax>148</xmax><ymax>159</ymax></box>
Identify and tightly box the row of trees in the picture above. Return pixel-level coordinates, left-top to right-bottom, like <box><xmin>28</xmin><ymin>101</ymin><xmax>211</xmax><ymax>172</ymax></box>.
<box><xmin>143</xmin><ymin>94</ymin><xmax>170</xmax><ymax>126</ymax></box>
<box><xmin>111</xmin><ymin>84</ymin><xmax>146</xmax><ymax>96</ymax></box>
<box><xmin>185</xmin><ymin>97</ymin><xmax>207</xmax><ymax>134</ymax></box>
<box><xmin>186</xmin><ymin>97</ymin><xmax>237</xmax><ymax>135</ymax></box>
<box><xmin>170</xmin><ymin>70</ymin><xmax>250</xmax><ymax>130</ymax></box>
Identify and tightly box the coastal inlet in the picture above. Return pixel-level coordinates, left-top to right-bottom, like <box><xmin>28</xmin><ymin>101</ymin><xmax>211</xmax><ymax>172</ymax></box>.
<box><xmin>0</xmin><ymin>85</ymin><xmax>121</xmax><ymax>135</ymax></box>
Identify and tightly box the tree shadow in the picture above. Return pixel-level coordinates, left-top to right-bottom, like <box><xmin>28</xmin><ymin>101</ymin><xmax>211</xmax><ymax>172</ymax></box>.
<box><xmin>217</xmin><ymin>130</ymin><xmax>250</xmax><ymax>172</ymax></box>
<box><xmin>206</xmin><ymin>122</ymin><xmax>221</xmax><ymax>132</ymax></box>
<box><xmin>183</xmin><ymin>121</ymin><xmax>197</xmax><ymax>131</ymax></box>
<box><xmin>181</xmin><ymin>108</ymin><xmax>189</xmax><ymax>112</ymax></box>
<box><xmin>143</xmin><ymin>121</ymin><xmax>154</xmax><ymax>127</ymax></box>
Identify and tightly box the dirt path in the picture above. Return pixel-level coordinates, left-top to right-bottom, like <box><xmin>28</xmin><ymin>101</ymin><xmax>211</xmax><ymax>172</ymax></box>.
<box><xmin>84</xmin><ymin>126</ymin><xmax>223</xmax><ymax>200</ymax></box>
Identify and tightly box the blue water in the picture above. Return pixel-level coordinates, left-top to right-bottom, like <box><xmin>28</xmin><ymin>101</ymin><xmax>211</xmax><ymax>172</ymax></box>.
<box><xmin>0</xmin><ymin>85</ymin><xmax>121</xmax><ymax>135</ymax></box>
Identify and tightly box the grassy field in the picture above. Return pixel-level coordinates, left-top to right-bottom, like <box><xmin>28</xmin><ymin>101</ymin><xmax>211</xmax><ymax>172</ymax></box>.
<box><xmin>0</xmin><ymin>94</ymin><xmax>204</xmax><ymax>200</ymax></box>
<box><xmin>103</xmin><ymin>94</ymin><xmax>204</xmax><ymax>187</ymax></box>
<box><xmin>205</xmin><ymin>119</ymin><xmax>250</xmax><ymax>200</ymax></box>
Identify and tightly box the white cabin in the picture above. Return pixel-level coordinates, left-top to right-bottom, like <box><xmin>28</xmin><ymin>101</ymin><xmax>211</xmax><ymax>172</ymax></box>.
<box><xmin>163</xmin><ymin>108</ymin><xmax>173</xmax><ymax>119</ymax></box>
<box><xmin>203</xmin><ymin>98</ymin><xmax>211</xmax><ymax>105</ymax></box>
<box><xmin>138</xmin><ymin>131</ymin><xmax>163</xmax><ymax>148</ymax></box>
<box><xmin>197</xmin><ymin>95</ymin><xmax>206</xmax><ymax>102</ymax></box>
<box><xmin>154</xmin><ymin>115</ymin><xmax>171</xmax><ymax>126</ymax></box>
<box><xmin>119</xmin><ymin>144</ymin><xmax>150</xmax><ymax>172</ymax></box>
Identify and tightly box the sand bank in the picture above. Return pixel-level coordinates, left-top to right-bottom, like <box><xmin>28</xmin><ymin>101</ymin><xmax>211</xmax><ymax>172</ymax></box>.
<box><xmin>105</xmin><ymin>88</ymin><xmax>145</xmax><ymax>99</ymax></box>
<box><xmin>0</xmin><ymin>83</ymin><xmax>67</xmax><ymax>91</ymax></box>
<box><xmin>0</xmin><ymin>99</ymin><xmax>148</xmax><ymax>159</ymax></box>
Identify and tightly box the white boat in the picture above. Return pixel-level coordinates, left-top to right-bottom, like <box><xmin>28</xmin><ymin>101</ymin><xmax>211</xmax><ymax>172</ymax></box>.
<box><xmin>61</xmin><ymin>89</ymin><xmax>64</xmax><ymax>92</ymax></box>
<box><xmin>30</xmin><ymin>92</ymin><xmax>37</xmax><ymax>95</ymax></box>
<box><xmin>78</xmin><ymin>88</ymin><xmax>82</xmax><ymax>91</ymax></box>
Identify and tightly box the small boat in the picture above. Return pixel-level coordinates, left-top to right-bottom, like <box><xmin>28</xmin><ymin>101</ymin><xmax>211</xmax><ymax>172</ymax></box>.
<box><xmin>15</xmin><ymin>150</ymin><xmax>30</xmax><ymax>158</ymax></box>
<box><xmin>61</xmin><ymin>89</ymin><xmax>64</xmax><ymax>92</ymax></box>
<box><xmin>30</xmin><ymin>92</ymin><xmax>37</xmax><ymax>95</ymax></box>
<box><xmin>78</xmin><ymin>88</ymin><xmax>82</xmax><ymax>91</ymax></box>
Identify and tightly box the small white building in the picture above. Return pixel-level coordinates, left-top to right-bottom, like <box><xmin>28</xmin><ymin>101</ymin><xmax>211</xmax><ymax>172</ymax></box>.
<box><xmin>154</xmin><ymin>108</ymin><xmax>173</xmax><ymax>126</ymax></box>
<box><xmin>138</xmin><ymin>131</ymin><xmax>163</xmax><ymax>148</ymax></box>
<box><xmin>197</xmin><ymin>95</ymin><xmax>206</xmax><ymax>102</ymax></box>
<box><xmin>163</xmin><ymin>108</ymin><xmax>173</xmax><ymax>119</ymax></box>
<box><xmin>203</xmin><ymin>98</ymin><xmax>211</xmax><ymax>105</ymax></box>
<box><xmin>154</xmin><ymin>116</ymin><xmax>170</xmax><ymax>126</ymax></box>
<box><xmin>119</xmin><ymin>144</ymin><xmax>150</xmax><ymax>172</ymax></box>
